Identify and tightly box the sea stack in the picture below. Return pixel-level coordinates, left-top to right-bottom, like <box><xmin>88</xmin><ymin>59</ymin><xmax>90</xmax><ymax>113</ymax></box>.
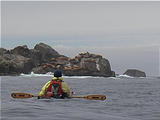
<box><xmin>123</xmin><ymin>69</ymin><xmax>146</xmax><ymax>77</ymax></box>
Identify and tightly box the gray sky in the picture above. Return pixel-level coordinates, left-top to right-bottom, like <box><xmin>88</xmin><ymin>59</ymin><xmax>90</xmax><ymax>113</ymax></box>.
<box><xmin>1</xmin><ymin>1</ymin><xmax>160</xmax><ymax>76</ymax></box>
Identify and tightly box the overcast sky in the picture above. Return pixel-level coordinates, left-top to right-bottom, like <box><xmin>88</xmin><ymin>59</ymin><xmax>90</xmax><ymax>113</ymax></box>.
<box><xmin>1</xmin><ymin>1</ymin><xmax>160</xmax><ymax>76</ymax></box>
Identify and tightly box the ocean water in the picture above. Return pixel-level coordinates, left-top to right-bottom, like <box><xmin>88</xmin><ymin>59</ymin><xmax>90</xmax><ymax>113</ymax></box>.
<box><xmin>1</xmin><ymin>74</ymin><xmax>160</xmax><ymax>120</ymax></box>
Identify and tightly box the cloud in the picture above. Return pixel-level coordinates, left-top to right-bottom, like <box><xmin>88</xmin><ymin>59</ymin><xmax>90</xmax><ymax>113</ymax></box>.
<box><xmin>1</xmin><ymin>1</ymin><xmax>160</xmax><ymax>76</ymax></box>
<box><xmin>2</xmin><ymin>1</ymin><xmax>160</xmax><ymax>37</ymax></box>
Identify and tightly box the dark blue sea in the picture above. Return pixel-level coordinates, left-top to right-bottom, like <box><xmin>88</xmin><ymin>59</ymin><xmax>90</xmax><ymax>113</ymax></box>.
<box><xmin>1</xmin><ymin>73</ymin><xmax>160</xmax><ymax>120</ymax></box>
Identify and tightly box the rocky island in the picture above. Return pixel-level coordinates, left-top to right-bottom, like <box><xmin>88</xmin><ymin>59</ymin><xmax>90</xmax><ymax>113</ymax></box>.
<box><xmin>0</xmin><ymin>43</ymin><xmax>115</xmax><ymax>77</ymax></box>
<box><xmin>123</xmin><ymin>69</ymin><xmax>146</xmax><ymax>77</ymax></box>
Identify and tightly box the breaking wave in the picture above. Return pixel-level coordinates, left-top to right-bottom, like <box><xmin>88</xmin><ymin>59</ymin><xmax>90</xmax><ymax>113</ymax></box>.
<box><xmin>20</xmin><ymin>72</ymin><xmax>97</xmax><ymax>79</ymax></box>
<box><xmin>20</xmin><ymin>72</ymin><xmax>154</xmax><ymax>79</ymax></box>
<box><xmin>117</xmin><ymin>74</ymin><xmax>134</xmax><ymax>78</ymax></box>
<box><xmin>20</xmin><ymin>72</ymin><xmax>53</xmax><ymax>77</ymax></box>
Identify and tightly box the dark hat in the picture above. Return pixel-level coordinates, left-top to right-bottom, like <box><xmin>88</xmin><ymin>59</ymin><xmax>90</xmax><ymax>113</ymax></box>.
<box><xmin>54</xmin><ymin>70</ymin><xmax>62</xmax><ymax>77</ymax></box>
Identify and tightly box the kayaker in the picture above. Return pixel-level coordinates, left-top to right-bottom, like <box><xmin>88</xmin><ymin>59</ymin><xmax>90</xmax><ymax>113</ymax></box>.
<box><xmin>38</xmin><ymin>70</ymin><xmax>70</xmax><ymax>99</ymax></box>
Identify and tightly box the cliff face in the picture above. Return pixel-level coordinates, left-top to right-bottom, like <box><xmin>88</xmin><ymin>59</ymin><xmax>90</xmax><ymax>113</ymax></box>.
<box><xmin>0</xmin><ymin>43</ymin><xmax>115</xmax><ymax>77</ymax></box>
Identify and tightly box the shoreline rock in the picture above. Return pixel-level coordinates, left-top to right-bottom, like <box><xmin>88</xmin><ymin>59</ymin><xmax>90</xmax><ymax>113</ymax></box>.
<box><xmin>0</xmin><ymin>43</ymin><xmax>115</xmax><ymax>77</ymax></box>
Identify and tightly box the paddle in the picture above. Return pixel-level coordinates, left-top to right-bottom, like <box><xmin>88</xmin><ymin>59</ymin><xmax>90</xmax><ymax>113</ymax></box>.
<box><xmin>11</xmin><ymin>93</ymin><xmax>39</xmax><ymax>99</ymax></box>
<box><xmin>11</xmin><ymin>93</ymin><xmax>106</xmax><ymax>100</ymax></box>
<box><xmin>70</xmin><ymin>94</ymin><xmax>106</xmax><ymax>100</ymax></box>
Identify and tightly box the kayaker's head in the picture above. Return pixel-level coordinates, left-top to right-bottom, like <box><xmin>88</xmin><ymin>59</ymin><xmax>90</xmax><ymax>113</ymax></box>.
<box><xmin>54</xmin><ymin>70</ymin><xmax>62</xmax><ymax>77</ymax></box>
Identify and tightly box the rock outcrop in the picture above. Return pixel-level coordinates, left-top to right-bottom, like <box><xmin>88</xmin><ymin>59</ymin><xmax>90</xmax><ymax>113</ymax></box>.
<box><xmin>0</xmin><ymin>52</ymin><xmax>33</xmax><ymax>75</ymax></box>
<box><xmin>63</xmin><ymin>52</ymin><xmax>115</xmax><ymax>77</ymax></box>
<box><xmin>32</xmin><ymin>52</ymin><xmax>115</xmax><ymax>77</ymax></box>
<box><xmin>123</xmin><ymin>69</ymin><xmax>146</xmax><ymax>77</ymax></box>
<box><xmin>34</xmin><ymin>43</ymin><xmax>61</xmax><ymax>63</ymax></box>
<box><xmin>0</xmin><ymin>43</ymin><xmax>115</xmax><ymax>77</ymax></box>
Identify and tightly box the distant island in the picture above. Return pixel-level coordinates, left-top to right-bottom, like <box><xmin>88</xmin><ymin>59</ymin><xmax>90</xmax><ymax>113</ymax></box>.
<box><xmin>0</xmin><ymin>43</ymin><xmax>146</xmax><ymax>77</ymax></box>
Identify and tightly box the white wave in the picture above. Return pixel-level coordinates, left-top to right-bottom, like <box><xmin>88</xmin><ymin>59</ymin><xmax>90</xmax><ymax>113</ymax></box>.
<box><xmin>21</xmin><ymin>72</ymin><xmax>148</xmax><ymax>79</ymax></box>
<box><xmin>117</xmin><ymin>74</ymin><xmax>134</xmax><ymax>78</ymax></box>
<box><xmin>63</xmin><ymin>76</ymin><xmax>98</xmax><ymax>79</ymax></box>
<box><xmin>20</xmin><ymin>72</ymin><xmax>99</xmax><ymax>79</ymax></box>
<box><xmin>139</xmin><ymin>77</ymin><xmax>146</xmax><ymax>79</ymax></box>
<box><xmin>107</xmin><ymin>77</ymin><xmax>120</xmax><ymax>80</ymax></box>
<box><xmin>20</xmin><ymin>72</ymin><xmax>53</xmax><ymax>77</ymax></box>
<box><xmin>116</xmin><ymin>74</ymin><xmax>150</xmax><ymax>79</ymax></box>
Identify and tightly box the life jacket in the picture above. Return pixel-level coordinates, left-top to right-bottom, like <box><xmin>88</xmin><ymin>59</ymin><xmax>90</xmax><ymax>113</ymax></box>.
<box><xmin>47</xmin><ymin>80</ymin><xmax>63</xmax><ymax>98</ymax></box>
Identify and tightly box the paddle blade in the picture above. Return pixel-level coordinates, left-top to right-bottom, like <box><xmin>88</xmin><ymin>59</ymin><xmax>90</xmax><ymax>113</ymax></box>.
<box><xmin>11</xmin><ymin>93</ymin><xmax>34</xmax><ymax>99</ymax></box>
<box><xmin>85</xmin><ymin>94</ymin><xmax>106</xmax><ymax>100</ymax></box>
